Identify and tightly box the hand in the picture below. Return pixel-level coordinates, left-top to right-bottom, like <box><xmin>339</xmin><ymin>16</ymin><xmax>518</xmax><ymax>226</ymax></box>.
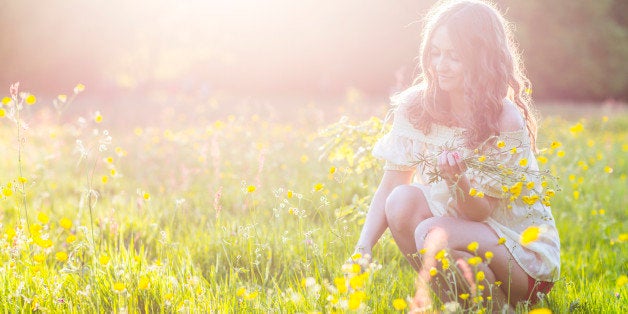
<box><xmin>437</xmin><ymin>150</ymin><xmax>467</xmax><ymax>184</ymax></box>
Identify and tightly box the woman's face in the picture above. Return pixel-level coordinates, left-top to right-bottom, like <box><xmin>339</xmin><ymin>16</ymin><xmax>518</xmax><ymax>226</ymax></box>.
<box><xmin>429</xmin><ymin>26</ymin><xmax>464</xmax><ymax>94</ymax></box>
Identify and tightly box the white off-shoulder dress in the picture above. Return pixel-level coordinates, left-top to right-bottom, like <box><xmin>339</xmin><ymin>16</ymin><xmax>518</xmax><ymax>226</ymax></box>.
<box><xmin>372</xmin><ymin>86</ymin><xmax>560</xmax><ymax>282</ymax></box>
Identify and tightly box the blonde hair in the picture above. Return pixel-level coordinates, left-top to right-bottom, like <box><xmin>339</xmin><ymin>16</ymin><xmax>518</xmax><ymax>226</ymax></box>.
<box><xmin>407</xmin><ymin>0</ymin><xmax>538</xmax><ymax>150</ymax></box>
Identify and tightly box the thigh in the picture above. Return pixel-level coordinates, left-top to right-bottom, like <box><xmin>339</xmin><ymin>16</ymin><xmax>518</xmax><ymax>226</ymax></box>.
<box><xmin>415</xmin><ymin>216</ymin><xmax>529</xmax><ymax>302</ymax></box>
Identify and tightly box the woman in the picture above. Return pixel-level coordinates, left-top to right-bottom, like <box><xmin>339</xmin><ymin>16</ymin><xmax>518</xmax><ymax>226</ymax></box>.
<box><xmin>352</xmin><ymin>0</ymin><xmax>560</xmax><ymax>310</ymax></box>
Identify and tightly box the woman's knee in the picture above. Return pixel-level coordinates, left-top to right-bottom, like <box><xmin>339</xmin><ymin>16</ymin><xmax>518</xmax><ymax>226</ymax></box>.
<box><xmin>414</xmin><ymin>217</ymin><xmax>450</xmax><ymax>249</ymax></box>
<box><xmin>384</xmin><ymin>185</ymin><xmax>428</xmax><ymax>220</ymax></box>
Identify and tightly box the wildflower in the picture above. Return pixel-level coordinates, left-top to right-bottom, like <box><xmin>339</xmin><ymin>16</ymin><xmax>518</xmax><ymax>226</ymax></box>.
<box><xmin>0</xmin><ymin>108</ymin><xmax>5</xmax><ymax>117</ymax></box>
<box><xmin>300</xmin><ymin>155</ymin><xmax>309</xmax><ymax>163</ymax></box>
<box><xmin>392</xmin><ymin>298</ymin><xmax>407</xmax><ymax>310</ymax></box>
<box><xmin>537</xmin><ymin>156</ymin><xmax>548</xmax><ymax>164</ymax></box>
<box><xmin>143</xmin><ymin>192</ymin><xmax>151</xmax><ymax>200</ymax></box>
<box><xmin>484</xmin><ymin>251</ymin><xmax>494</xmax><ymax>261</ymax></box>
<box><xmin>33</xmin><ymin>253</ymin><xmax>46</xmax><ymax>263</ymax></box>
<box><xmin>94</xmin><ymin>111</ymin><xmax>103</xmax><ymax>123</ymax></box>
<box><xmin>66</xmin><ymin>234</ymin><xmax>77</xmax><ymax>243</ymax></box>
<box><xmin>526</xmin><ymin>181</ymin><xmax>535</xmax><ymax>190</ymax></box>
<box><xmin>334</xmin><ymin>277</ymin><xmax>348</xmax><ymax>294</ymax></box>
<box><xmin>550</xmin><ymin>141</ymin><xmax>561</xmax><ymax>149</ymax></box>
<box><xmin>34</xmin><ymin>237</ymin><xmax>53</xmax><ymax>248</ymax></box>
<box><xmin>287</xmin><ymin>190</ymin><xmax>293</xmax><ymax>198</ymax></box>
<box><xmin>99</xmin><ymin>254</ymin><xmax>111</xmax><ymax>266</ymax></box>
<box><xmin>57</xmin><ymin>94</ymin><xmax>67</xmax><ymax>102</ymax></box>
<box><xmin>520</xmin><ymin>226</ymin><xmax>541</xmax><ymax>246</ymax></box>
<box><xmin>459</xmin><ymin>293</ymin><xmax>470</xmax><ymax>300</ymax></box>
<box><xmin>468</xmin><ymin>256</ymin><xmax>482</xmax><ymax>266</ymax></box>
<box><xmin>442</xmin><ymin>258</ymin><xmax>450</xmax><ymax>270</ymax></box>
<box><xmin>556</xmin><ymin>150</ymin><xmax>565</xmax><ymax>157</ymax></box>
<box><xmin>244</xmin><ymin>291</ymin><xmax>258</xmax><ymax>300</ymax></box>
<box><xmin>113</xmin><ymin>282</ymin><xmax>125</xmax><ymax>292</ymax></box>
<box><xmin>528</xmin><ymin>309</ymin><xmax>552</xmax><ymax>314</ymax></box>
<box><xmin>495</xmin><ymin>281</ymin><xmax>502</xmax><ymax>287</ymax></box>
<box><xmin>467</xmin><ymin>241</ymin><xmax>479</xmax><ymax>253</ymax></box>
<box><xmin>74</xmin><ymin>83</ymin><xmax>85</xmax><ymax>93</ymax></box>
<box><xmin>236</xmin><ymin>287</ymin><xmax>246</xmax><ymax>297</ymax></box>
<box><xmin>569</xmin><ymin>122</ymin><xmax>584</xmax><ymax>135</ymax></box>
<box><xmin>139</xmin><ymin>276</ymin><xmax>150</xmax><ymax>290</ymax></box>
<box><xmin>510</xmin><ymin>147</ymin><xmax>517</xmax><ymax>154</ymax></box>
<box><xmin>522</xmin><ymin>194</ymin><xmax>539</xmax><ymax>205</ymax></box>
<box><xmin>573</xmin><ymin>191</ymin><xmax>580</xmax><ymax>200</ymax></box>
<box><xmin>25</xmin><ymin>94</ymin><xmax>36</xmax><ymax>105</ymax></box>
<box><xmin>478</xmin><ymin>155</ymin><xmax>486</xmax><ymax>162</ymax></box>
<box><xmin>429</xmin><ymin>267</ymin><xmax>438</xmax><ymax>277</ymax></box>
<box><xmin>469</xmin><ymin>188</ymin><xmax>478</xmax><ymax>197</ymax></box>
<box><xmin>329</xmin><ymin>166</ymin><xmax>336</xmax><ymax>174</ymax></box>
<box><xmin>247</xmin><ymin>185</ymin><xmax>256</xmax><ymax>193</ymax></box>
<box><xmin>604</xmin><ymin>166</ymin><xmax>613</xmax><ymax>174</ymax></box>
<box><xmin>55</xmin><ymin>251</ymin><xmax>68</xmax><ymax>262</ymax></box>
<box><xmin>617</xmin><ymin>275</ymin><xmax>628</xmax><ymax>289</ymax></box>
<box><xmin>496</xmin><ymin>141</ymin><xmax>505</xmax><ymax>148</ymax></box>
<box><xmin>1</xmin><ymin>96</ymin><xmax>10</xmax><ymax>105</ymax></box>
<box><xmin>419</xmin><ymin>248</ymin><xmax>426</xmax><ymax>255</ymax></box>
<box><xmin>36</xmin><ymin>212</ymin><xmax>50</xmax><ymax>224</ymax></box>
<box><xmin>435</xmin><ymin>249</ymin><xmax>446</xmax><ymax>261</ymax></box>
<box><xmin>349</xmin><ymin>273</ymin><xmax>366</xmax><ymax>289</ymax></box>
<box><xmin>101</xmin><ymin>175</ymin><xmax>109</xmax><ymax>184</ymax></box>
<box><xmin>519</xmin><ymin>158</ymin><xmax>528</xmax><ymax>167</ymax></box>
<box><xmin>314</xmin><ymin>183</ymin><xmax>324</xmax><ymax>191</ymax></box>
<box><xmin>498</xmin><ymin>237</ymin><xmax>506</xmax><ymax>245</ymax></box>
<box><xmin>476</xmin><ymin>271</ymin><xmax>485</xmax><ymax>282</ymax></box>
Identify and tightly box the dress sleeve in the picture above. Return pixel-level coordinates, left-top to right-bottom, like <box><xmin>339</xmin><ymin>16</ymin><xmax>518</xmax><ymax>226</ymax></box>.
<box><xmin>468</xmin><ymin>129</ymin><xmax>534</xmax><ymax>198</ymax></box>
<box><xmin>371</xmin><ymin>86</ymin><xmax>425</xmax><ymax>172</ymax></box>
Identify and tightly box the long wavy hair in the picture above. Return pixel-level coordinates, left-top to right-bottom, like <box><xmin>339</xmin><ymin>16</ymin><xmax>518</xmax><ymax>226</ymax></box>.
<box><xmin>407</xmin><ymin>0</ymin><xmax>538</xmax><ymax>150</ymax></box>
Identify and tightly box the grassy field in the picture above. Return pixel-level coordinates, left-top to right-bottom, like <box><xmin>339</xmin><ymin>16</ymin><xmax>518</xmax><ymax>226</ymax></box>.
<box><xmin>0</xmin><ymin>88</ymin><xmax>626</xmax><ymax>313</ymax></box>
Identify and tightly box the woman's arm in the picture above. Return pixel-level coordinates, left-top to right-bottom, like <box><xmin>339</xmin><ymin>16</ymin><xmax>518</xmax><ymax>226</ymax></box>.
<box><xmin>354</xmin><ymin>169</ymin><xmax>415</xmax><ymax>256</ymax></box>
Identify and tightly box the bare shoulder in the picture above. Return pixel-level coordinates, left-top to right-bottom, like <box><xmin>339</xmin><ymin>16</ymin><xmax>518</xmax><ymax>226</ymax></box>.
<box><xmin>498</xmin><ymin>98</ymin><xmax>525</xmax><ymax>132</ymax></box>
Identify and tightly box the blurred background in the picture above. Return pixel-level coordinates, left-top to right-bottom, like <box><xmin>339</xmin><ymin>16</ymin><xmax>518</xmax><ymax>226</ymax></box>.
<box><xmin>1</xmin><ymin>0</ymin><xmax>626</xmax><ymax>125</ymax></box>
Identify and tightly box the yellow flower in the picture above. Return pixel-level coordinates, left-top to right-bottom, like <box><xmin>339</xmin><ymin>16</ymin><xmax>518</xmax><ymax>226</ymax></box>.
<box><xmin>442</xmin><ymin>258</ymin><xmax>450</xmax><ymax>270</ymax></box>
<box><xmin>392</xmin><ymin>298</ymin><xmax>407</xmax><ymax>310</ymax></box>
<box><xmin>485</xmin><ymin>251</ymin><xmax>494</xmax><ymax>260</ymax></box>
<box><xmin>429</xmin><ymin>267</ymin><xmax>438</xmax><ymax>277</ymax></box>
<box><xmin>573</xmin><ymin>191</ymin><xmax>580</xmax><ymax>200</ymax></box>
<box><xmin>55</xmin><ymin>251</ymin><xmax>68</xmax><ymax>262</ymax></box>
<box><xmin>478</xmin><ymin>155</ymin><xmax>486</xmax><ymax>162</ymax></box>
<box><xmin>57</xmin><ymin>94</ymin><xmax>67</xmax><ymax>102</ymax></box>
<box><xmin>334</xmin><ymin>277</ymin><xmax>347</xmax><ymax>294</ymax></box>
<box><xmin>101</xmin><ymin>175</ymin><xmax>109</xmax><ymax>184</ymax></box>
<box><xmin>476</xmin><ymin>271</ymin><xmax>485</xmax><ymax>282</ymax></box>
<box><xmin>113</xmin><ymin>282</ymin><xmax>125</xmax><ymax>292</ymax></box>
<box><xmin>247</xmin><ymin>185</ymin><xmax>256</xmax><ymax>193</ymax></box>
<box><xmin>0</xmin><ymin>108</ymin><xmax>5</xmax><ymax>117</ymax></box>
<box><xmin>528</xmin><ymin>309</ymin><xmax>552</xmax><ymax>314</ymax></box>
<box><xmin>537</xmin><ymin>156</ymin><xmax>548</xmax><ymax>164</ymax></box>
<box><xmin>569</xmin><ymin>122</ymin><xmax>584</xmax><ymax>134</ymax></box>
<box><xmin>550</xmin><ymin>141</ymin><xmax>561</xmax><ymax>149</ymax></box>
<box><xmin>604</xmin><ymin>166</ymin><xmax>613</xmax><ymax>174</ymax></box>
<box><xmin>143</xmin><ymin>192</ymin><xmax>151</xmax><ymax>200</ymax></box>
<box><xmin>510</xmin><ymin>147</ymin><xmax>518</xmax><ymax>154</ymax></box>
<box><xmin>519</xmin><ymin>158</ymin><xmax>528</xmax><ymax>167</ymax></box>
<box><xmin>66</xmin><ymin>234</ymin><xmax>77</xmax><ymax>243</ymax></box>
<box><xmin>557</xmin><ymin>150</ymin><xmax>565</xmax><ymax>157</ymax></box>
<box><xmin>58</xmin><ymin>218</ymin><xmax>72</xmax><ymax>230</ymax></box>
<box><xmin>467</xmin><ymin>241</ymin><xmax>479</xmax><ymax>253</ymax></box>
<box><xmin>33</xmin><ymin>253</ymin><xmax>46</xmax><ymax>263</ymax></box>
<box><xmin>348</xmin><ymin>296</ymin><xmax>361</xmax><ymax>310</ymax></box>
<box><xmin>139</xmin><ymin>276</ymin><xmax>150</xmax><ymax>290</ymax></box>
<box><xmin>329</xmin><ymin>166</ymin><xmax>336</xmax><ymax>174</ymax></box>
<box><xmin>35</xmin><ymin>237</ymin><xmax>53</xmax><ymax>248</ymax></box>
<box><xmin>236</xmin><ymin>287</ymin><xmax>246</xmax><ymax>297</ymax></box>
<box><xmin>349</xmin><ymin>273</ymin><xmax>366</xmax><ymax>289</ymax></box>
<box><xmin>1</xmin><ymin>96</ymin><xmax>11</xmax><ymax>105</ymax></box>
<box><xmin>496</xmin><ymin>141</ymin><xmax>505</xmax><ymax>149</ymax></box>
<box><xmin>287</xmin><ymin>190</ymin><xmax>293</xmax><ymax>198</ymax></box>
<box><xmin>419</xmin><ymin>248</ymin><xmax>426</xmax><ymax>255</ymax></box>
<box><xmin>94</xmin><ymin>111</ymin><xmax>103</xmax><ymax>123</ymax></box>
<box><xmin>99</xmin><ymin>254</ymin><xmax>111</xmax><ymax>266</ymax></box>
<box><xmin>300</xmin><ymin>154</ymin><xmax>309</xmax><ymax>163</ymax></box>
<box><xmin>25</xmin><ymin>94</ymin><xmax>36</xmax><ymax>105</ymax></box>
<box><xmin>435</xmin><ymin>249</ymin><xmax>446</xmax><ymax>261</ymax></box>
<box><xmin>468</xmin><ymin>256</ymin><xmax>482</xmax><ymax>266</ymax></box>
<box><xmin>37</xmin><ymin>212</ymin><xmax>50</xmax><ymax>224</ymax></box>
<box><xmin>616</xmin><ymin>275</ymin><xmax>628</xmax><ymax>288</ymax></box>
<box><xmin>498</xmin><ymin>237</ymin><xmax>506</xmax><ymax>245</ymax></box>
<box><xmin>520</xmin><ymin>226</ymin><xmax>541</xmax><ymax>246</ymax></box>
<box><xmin>74</xmin><ymin>83</ymin><xmax>86</xmax><ymax>93</ymax></box>
<box><xmin>469</xmin><ymin>188</ymin><xmax>477</xmax><ymax>197</ymax></box>
<box><xmin>314</xmin><ymin>183</ymin><xmax>324</xmax><ymax>191</ymax></box>
<box><xmin>522</xmin><ymin>194</ymin><xmax>539</xmax><ymax>205</ymax></box>
<box><xmin>459</xmin><ymin>293</ymin><xmax>470</xmax><ymax>300</ymax></box>
<box><xmin>495</xmin><ymin>281</ymin><xmax>502</xmax><ymax>286</ymax></box>
<box><xmin>526</xmin><ymin>181</ymin><xmax>535</xmax><ymax>190</ymax></box>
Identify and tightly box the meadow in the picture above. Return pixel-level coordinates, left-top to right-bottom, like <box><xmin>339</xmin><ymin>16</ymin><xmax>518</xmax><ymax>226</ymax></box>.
<box><xmin>0</xmin><ymin>85</ymin><xmax>626</xmax><ymax>313</ymax></box>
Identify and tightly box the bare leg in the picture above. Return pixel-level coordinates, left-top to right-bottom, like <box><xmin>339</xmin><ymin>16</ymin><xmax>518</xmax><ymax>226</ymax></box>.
<box><xmin>413</xmin><ymin>216</ymin><xmax>529</xmax><ymax>309</ymax></box>
<box><xmin>384</xmin><ymin>184</ymin><xmax>433</xmax><ymax>270</ymax></box>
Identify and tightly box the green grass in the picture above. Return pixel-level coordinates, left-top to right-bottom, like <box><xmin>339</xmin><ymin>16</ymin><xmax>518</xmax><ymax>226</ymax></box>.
<box><xmin>0</xmin><ymin>91</ymin><xmax>626</xmax><ymax>313</ymax></box>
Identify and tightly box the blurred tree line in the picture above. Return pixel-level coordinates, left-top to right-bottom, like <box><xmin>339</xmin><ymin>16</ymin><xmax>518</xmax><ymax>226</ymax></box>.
<box><xmin>497</xmin><ymin>0</ymin><xmax>627</xmax><ymax>101</ymax></box>
<box><xmin>0</xmin><ymin>0</ymin><xmax>626</xmax><ymax>102</ymax></box>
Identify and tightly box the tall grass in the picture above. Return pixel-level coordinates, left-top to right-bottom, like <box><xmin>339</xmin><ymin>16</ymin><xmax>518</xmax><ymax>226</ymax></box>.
<box><xmin>0</xmin><ymin>87</ymin><xmax>626</xmax><ymax>313</ymax></box>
